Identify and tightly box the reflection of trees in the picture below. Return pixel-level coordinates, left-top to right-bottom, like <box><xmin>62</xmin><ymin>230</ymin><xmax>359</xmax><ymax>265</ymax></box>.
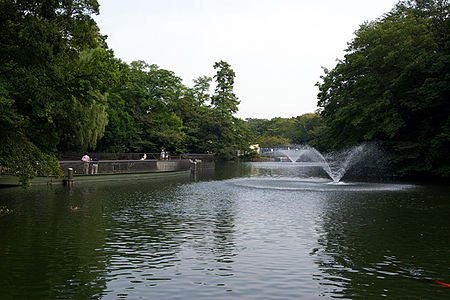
<box><xmin>214</xmin><ymin>162</ymin><xmax>252</xmax><ymax>180</ymax></box>
<box><xmin>0</xmin><ymin>185</ymin><xmax>108</xmax><ymax>299</ymax></box>
<box><xmin>312</xmin><ymin>191</ymin><xmax>450</xmax><ymax>299</ymax></box>
<box><xmin>104</xmin><ymin>189</ymin><xmax>185</xmax><ymax>275</ymax></box>
<box><xmin>100</xmin><ymin>180</ymin><xmax>237</xmax><ymax>294</ymax></box>
<box><xmin>0</xmin><ymin>178</ymin><xmax>239</xmax><ymax>298</ymax></box>
<box><xmin>212</xmin><ymin>200</ymin><xmax>236</xmax><ymax>266</ymax></box>
<box><xmin>172</xmin><ymin>184</ymin><xmax>237</xmax><ymax>277</ymax></box>
<box><xmin>249</xmin><ymin>162</ymin><xmax>329</xmax><ymax>178</ymax></box>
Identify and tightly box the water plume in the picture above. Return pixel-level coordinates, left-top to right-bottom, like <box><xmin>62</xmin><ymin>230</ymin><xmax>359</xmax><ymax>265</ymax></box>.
<box><xmin>276</xmin><ymin>144</ymin><xmax>371</xmax><ymax>182</ymax></box>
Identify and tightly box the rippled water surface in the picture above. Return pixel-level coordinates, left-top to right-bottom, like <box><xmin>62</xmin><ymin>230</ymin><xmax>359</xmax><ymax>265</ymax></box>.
<box><xmin>1</xmin><ymin>162</ymin><xmax>449</xmax><ymax>299</ymax></box>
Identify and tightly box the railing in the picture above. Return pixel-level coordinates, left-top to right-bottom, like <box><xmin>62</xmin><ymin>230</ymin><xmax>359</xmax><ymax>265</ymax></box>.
<box><xmin>55</xmin><ymin>152</ymin><xmax>214</xmax><ymax>161</ymax></box>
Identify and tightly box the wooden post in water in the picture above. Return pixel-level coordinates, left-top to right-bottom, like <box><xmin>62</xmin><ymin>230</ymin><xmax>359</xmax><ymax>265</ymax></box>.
<box><xmin>65</xmin><ymin>168</ymin><xmax>74</xmax><ymax>185</ymax></box>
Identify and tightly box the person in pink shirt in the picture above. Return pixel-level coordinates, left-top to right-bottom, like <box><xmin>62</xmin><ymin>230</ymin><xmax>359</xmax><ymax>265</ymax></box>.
<box><xmin>81</xmin><ymin>153</ymin><xmax>90</xmax><ymax>174</ymax></box>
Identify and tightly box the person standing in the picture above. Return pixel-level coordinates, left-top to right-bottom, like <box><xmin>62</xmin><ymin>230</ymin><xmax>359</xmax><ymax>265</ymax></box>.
<box><xmin>160</xmin><ymin>149</ymin><xmax>165</xmax><ymax>160</ymax></box>
<box><xmin>81</xmin><ymin>153</ymin><xmax>90</xmax><ymax>174</ymax></box>
<box><xmin>91</xmin><ymin>157</ymin><xmax>99</xmax><ymax>174</ymax></box>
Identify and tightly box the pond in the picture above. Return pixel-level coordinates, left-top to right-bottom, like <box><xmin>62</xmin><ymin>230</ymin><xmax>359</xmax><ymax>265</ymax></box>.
<box><xmin>0</xmin><ymin>162</ymin><xmax>449</xmax><ymax>299</ymax></box>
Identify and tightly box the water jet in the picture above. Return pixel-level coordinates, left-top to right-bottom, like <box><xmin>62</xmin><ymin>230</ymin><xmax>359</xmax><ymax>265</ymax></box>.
<box><xmin>276</xmin><ymin>144</ymin><xmax>369</xmax><ymax>183</ymax></box>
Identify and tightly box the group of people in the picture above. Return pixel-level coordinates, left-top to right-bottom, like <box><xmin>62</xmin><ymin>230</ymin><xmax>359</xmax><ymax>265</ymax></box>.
<box><xmin>160</xmin><ymin>149</ymin><xmax>169</xmax><ymax>160</ymax></box>
<box><xmin>81</xmin><ymin>153</ymin><xmax>99</xmax><ymax>175</ymax></box>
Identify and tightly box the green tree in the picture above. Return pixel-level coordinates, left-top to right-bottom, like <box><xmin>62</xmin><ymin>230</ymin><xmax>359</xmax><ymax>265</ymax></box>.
<box><xmin>245</xmin><ymin>114</ymin><xmax>323</xmax><ymax>148</ymax></box>
<box><xmin>316</xmin><ymin>0</ymin><xmax>450</xmax><ymax>176</ymax></box>
<box><xmin>57</xmin><ymin>48</ymin><xmax>121</xmax><ymax>152</ymax></box>
<box><xmin>211</xmin><ymin>60</ymin><xmax>240</xmax><ymax>116</ymax></box>
<box><xmin>0</xmin><ymin>0</ymin><xmax>106</xmax><ymax>185</ymax></box>
<box><xmin>170</xmin><ymin>82</ymin><xmax>209</xmax><ymax>154</ymax></box>
<box><xmin>192</xmin><ymin>75</ymin><xmax>212</xmax><ymax>105</ymax></box>
<box><xmin>98</xmin><ymin>61</ymin><xmax>185</xmax><ymax>153</ymax></box>
<box><xmin>192</xmin><ymin>111</ymin><xmax>250</xmax><ymax>160</ymax></box>
<box><xmin>291</xmin><ymin>113</ymin><xmax>323</xmax><ymax>144</ymax></box>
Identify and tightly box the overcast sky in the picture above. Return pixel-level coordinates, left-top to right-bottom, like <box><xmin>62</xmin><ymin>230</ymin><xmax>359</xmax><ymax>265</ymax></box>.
<box><xmin>94</xmin><ymin>0</ymin><xmax>399</xmax><ymax>119</ymax></box>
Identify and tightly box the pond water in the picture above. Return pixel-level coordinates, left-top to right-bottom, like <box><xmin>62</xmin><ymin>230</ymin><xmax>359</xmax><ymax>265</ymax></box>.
<box><xmin>0</xmin><ymin>162</ymin><xmax>449</xmax><ymax>299</ymax></box>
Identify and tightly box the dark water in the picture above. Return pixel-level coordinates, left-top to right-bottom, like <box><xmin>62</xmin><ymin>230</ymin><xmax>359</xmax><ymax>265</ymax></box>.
<box><xmin>0</xmin><ymin>162</ymin><xmax>449</xmax><ymax>299</ymax></box>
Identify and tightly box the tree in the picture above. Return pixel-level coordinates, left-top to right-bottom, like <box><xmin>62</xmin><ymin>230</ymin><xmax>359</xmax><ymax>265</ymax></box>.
<box><xmin>211</xmin><ymin>61</ymin><xmax>240</xmax><ymax>116</ymax></box>
<box><xmin>98</xmin><ymin>61</ymin><xmax>185</xmax><ymax>153</ymax></box>
<box><xmin>0</xmin><ymin>0</ymin><xmax>106</xmax><ymax>185</ymax></box>
<box><xmin>192</xmin><ymin>75</ymin><xmax>212</xmax><ymax>105</ymax></box>
<box><xmin>57</xmin><ymin>48</ymin><xmax>121</xmax><ymax>152</ymax></box>
<box><xmin>245</xmin><ymin>114</ymin><xmax>323</xmax><ymax>148</ymax></box>
<box><xmin>316</xmin><ymin>0</ymin><xmax>450</xmax><ymax>176</ymax></box>
<box><xmin>291</xmin><ymin>113</ymin><xmax>323</xmax><ymax>144</ymax></box>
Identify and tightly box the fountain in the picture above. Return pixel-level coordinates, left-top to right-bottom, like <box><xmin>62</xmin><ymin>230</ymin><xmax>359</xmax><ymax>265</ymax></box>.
<box><xmin>276</xmin><ymin>144</ymin><xmax>369</xmax><ymax>183</ymax></box>
<box><xmin>279</xmin><ymin>147</ymin><xmax>304</xmax><ymax>163</ymax></box>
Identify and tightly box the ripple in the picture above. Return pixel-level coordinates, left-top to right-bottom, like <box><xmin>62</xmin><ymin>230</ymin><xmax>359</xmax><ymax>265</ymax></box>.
<box><xmin>2</xmin><ymin>165</ymin><xmax>447</xmax><ymax>300</ymax></box>
<box><xmin>230</xmin><ymin>177</ymin><xmax>415</xmax><ymax>192</ymax></box>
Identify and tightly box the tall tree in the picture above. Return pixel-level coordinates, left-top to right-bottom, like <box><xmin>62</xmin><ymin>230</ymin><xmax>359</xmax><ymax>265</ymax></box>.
<box><xmin>211</xmin><ymin>60</ymin><xmax>240</xmax><ymax>116</ymax></box>
<box><xmin>316</xmin><ymin>0</ymin><xmax>450</xmax><ymax>176</ymax></box>
<box><xmin>192</xmin><ymin>75</ymin><xmax>212</xmax><ymax>105</ymax></box>
<box><xmin>57</xmin><ymin>48</ymin><xmax>121</xmax><ymax>152</ymax></box>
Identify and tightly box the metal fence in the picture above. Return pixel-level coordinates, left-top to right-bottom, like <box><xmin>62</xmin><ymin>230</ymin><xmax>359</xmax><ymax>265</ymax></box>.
<box><xmin>55</xmin><ymin>152</ymin><xmax>215</xmax><ymax>161</ymax></box>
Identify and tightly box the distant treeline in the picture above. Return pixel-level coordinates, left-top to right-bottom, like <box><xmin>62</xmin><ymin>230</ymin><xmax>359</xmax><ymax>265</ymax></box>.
<box><xmin>0</xmin><ymin>0</ymin><xmax>448</xmax><ymax>185</ymax></box>
<box><xmin>246</xmin><ymin>114</ymin><xmax>323</xmax><ymax>149</ymax></box>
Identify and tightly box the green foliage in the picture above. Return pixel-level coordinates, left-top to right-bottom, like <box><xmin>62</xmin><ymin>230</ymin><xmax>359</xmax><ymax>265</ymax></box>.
<box><xmin>192</xmin><ymin>75</ymin><xmax>212</xmax><ymax>105</ymax></box>
<box><xmin>58</xmin><ymin>48</ymin><xmax>120</xmax><ymax>151</ymax></box>
<box><xmin>246</xmin><ymin>113</ymin><xmax>324</xmax><ymax>148</ymax></box>
<box><xmin>203</xmin><ymin>61</ymin><xmax>251</xmax><ymax>159</ymax></box>
<box><xmin>0</xmin><ymin>133</ymin><xmax>63</xmax><ymax>186</ymax></box>
<box><xmin>211</xmin><ymin>61</ymin><xmax>240</xmax><ymax>116</ymax></box>
<box><xmin>98</xmin><ymin>61</ymin><xmax>185</xmax><ymax>153</ymax></box>
<box><xmin>256</xmin><ymin>135</ymin><xmax>291</xmax><ymax>148</ymax></box>
<box><xmin>170</xmin><ymin>62</ymin><xmax>251</xmax><ymax>159</ymax></box>
<box><xmin>0</xmin><ymin>2</ymin><xmax>256</xmax><ymax>185</ymax></box>
<box><xmin>316</xmin><ymin>0</ymin><xmax>450</xmax><ymax>176</ymax></box>
<box><xmin>0</xmin><ymin>0</ymin><xmax>107</xmax><ymax>185</ymax></box>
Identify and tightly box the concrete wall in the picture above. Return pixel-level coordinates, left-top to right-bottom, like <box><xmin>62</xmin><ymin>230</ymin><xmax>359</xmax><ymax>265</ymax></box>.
<box><xmin>156</xmin><ymin>160</ymin><xmax>190</xmax><ymax>171</ymax></box>
<box><xmin>59</xmin><ymin>159</ymin><xmax>191</xmax><ymax>176</ymax></box>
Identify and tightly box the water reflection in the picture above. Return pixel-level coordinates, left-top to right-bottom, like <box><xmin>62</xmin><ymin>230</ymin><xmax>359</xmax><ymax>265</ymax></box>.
<box><xmin>312</xmin><ymin>190</ymin><xmax>450</xmax><ymax>299</ymax></box>
<box><xmin>94</xmin><ymin>179</ymin><xmax>240</xmax><ymax>298</ymax></box>
<box><xmin>247</xmin><ymin>161</ymin><xmax>330</xmax><ymax>178</ymax></box>
<box><xmin>1</xmin><ymin>163</ymin><xmax>449</xmax><ymax>299</ymax></box>
<box><xmin>0</xmin><ymin>184</ymin><xmax>109</xmax><ymax>299</ymax></box>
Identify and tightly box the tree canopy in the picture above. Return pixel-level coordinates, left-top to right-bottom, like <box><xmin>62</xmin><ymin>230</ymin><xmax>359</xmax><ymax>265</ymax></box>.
<box><xmin>316</xmin><ymin>0</ymin><xmax>449</xmax><ymax>177</ymax></box>
<box><xmin>246</xmin><ymin>114</ymin><xmax>324</xmax><ymax>148</ymax></box>
<box><xmin>211</xmin><ymin>60</ymin><xmax>240</xmax><ymax>116</ymax></box>
<box><xmin>0</xmin><ymin>1</ymin><xmax>256</xmax><ymax>185</ymax></box>
<box><xmin>0</xmin><ymin>0</ymin><xmax>109</xmax><ymax>184</ymax></box>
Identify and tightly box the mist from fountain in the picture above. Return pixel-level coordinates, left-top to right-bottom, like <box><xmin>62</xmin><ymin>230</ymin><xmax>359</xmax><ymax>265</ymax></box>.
<box><xmin>323</xmin><ymin>144</ymin><xmax>367</xmax><ymax>182</ymax></box>
<box><xmin>280</xmin><ymin>148</ymin><xmax>304</xmax><ymax>163</ymax></box>
<box><xmin>276</xmin><ymin>144</ymin><xmax>368</xmax><ymax>183</ymax></box>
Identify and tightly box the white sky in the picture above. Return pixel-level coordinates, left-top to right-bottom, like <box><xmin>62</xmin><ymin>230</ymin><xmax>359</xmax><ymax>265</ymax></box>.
<box><xmin>94</xmin><ymin>0</ymin><xmax>399</xmax><ymax>119</ymax></box>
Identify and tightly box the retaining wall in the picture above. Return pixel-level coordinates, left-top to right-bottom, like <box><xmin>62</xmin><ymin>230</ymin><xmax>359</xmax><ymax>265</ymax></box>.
<box><xmin>59</xmin><ymin>159</ymin><xmax>191</xmax><ymax>176</ymax></box>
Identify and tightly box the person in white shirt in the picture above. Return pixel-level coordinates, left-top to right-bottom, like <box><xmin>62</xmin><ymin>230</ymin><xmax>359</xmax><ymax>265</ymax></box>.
<box><xmin>81</xmin><ymin>153</ymin><xmax>90</xmax><ymax>174</ymax></box>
